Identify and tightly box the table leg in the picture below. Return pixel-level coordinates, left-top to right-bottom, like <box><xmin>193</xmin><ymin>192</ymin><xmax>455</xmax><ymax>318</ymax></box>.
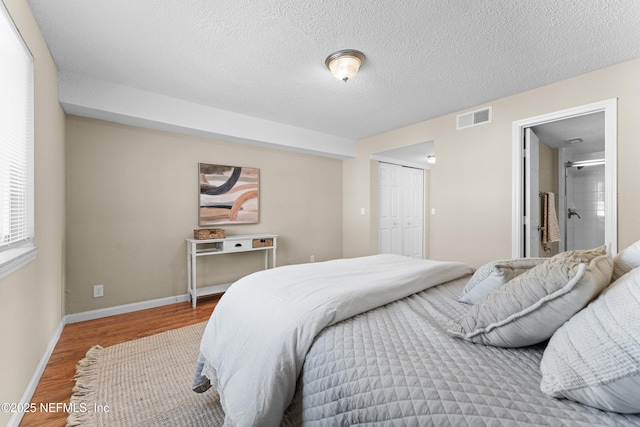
<box><xmin>190</xmin><ymin>243</ymin><xmax>197</xmax><ymax>308</ymax></box>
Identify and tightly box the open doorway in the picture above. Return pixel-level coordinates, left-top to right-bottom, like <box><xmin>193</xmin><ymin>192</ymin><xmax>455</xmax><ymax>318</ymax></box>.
<box><xmin>531</xmin><ymin>111</ymin><xmax>606</xmax><ymax>256</ymax></box>
<box><xmin>512</xmin><ymin>99</ymin><xmax>617</xmax><ymax>258</ymax></box>
<box><xmin>528</xmin><ymin>112</ymin><xmax>605</xmax><ymax>256</ymax></box>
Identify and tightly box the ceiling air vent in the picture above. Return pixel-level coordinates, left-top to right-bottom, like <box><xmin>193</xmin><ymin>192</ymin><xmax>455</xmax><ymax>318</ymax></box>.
<box><xmin>456</xmin><ymin>106</ymin><xmax>492</xmax><ymax>130</ymax></box>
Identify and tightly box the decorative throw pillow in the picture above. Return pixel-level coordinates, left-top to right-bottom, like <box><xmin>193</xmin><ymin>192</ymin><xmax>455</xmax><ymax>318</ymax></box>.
<box><xmin>540</xmin><ymin>267</ymin><xmax>640</xmax><ymax>413</ymax></box>
<box><xmin>448</xmin><ymin>246</ymin><xmax>611</xmax><ymax>347</ymax></box>
<box><xmin>458</xmin><ymin>258</ymin><xmax>547</xmax><ymax>304</ymax></box>
<box><xmin>611</xmin><ymin>238</ymin><xmax>640</xmax><ymax>282</ymax></box>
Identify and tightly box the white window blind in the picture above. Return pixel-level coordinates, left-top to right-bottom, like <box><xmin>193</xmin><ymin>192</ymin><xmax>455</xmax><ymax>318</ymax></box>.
<box><xmin>0</xmin><ymin>3</ymin><xmax>35</xmax><ymax>276</ymax></box>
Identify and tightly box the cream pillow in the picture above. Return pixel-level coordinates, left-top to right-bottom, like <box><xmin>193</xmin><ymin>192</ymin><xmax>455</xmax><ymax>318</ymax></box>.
<box><xmin>458</xmin><ymin>258</ymin><xmax>547</xmax><ymax>304</ymax></box>
<box><xmin>540</xmin><ymin>267</ymin><xmax>640</xmax><ymax>413</ymax></box>
<box><xmin>448</xmin><ymin>246</ymin><xmax>611</xmax><ymax>347</ymax></box>
<box><xmin>611</xmin><ymin>238</ymin><xmax>640</xmax><ymax>282</ymax></box>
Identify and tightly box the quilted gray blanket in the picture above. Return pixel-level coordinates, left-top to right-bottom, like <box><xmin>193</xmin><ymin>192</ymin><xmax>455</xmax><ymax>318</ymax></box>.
<box><xmin>281</xmin><ymin>277</ymin><xmax>640</xmax><ymax>426</ymax></box>
<box><xmin>196</xmin><ymin>255</ymin><xmax>472</xmax><ymax>426</ymax></box>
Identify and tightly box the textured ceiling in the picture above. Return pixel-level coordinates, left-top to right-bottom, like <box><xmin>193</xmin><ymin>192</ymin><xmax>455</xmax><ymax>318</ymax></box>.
<box><xmin>27</xmin><ymin>0</ymin><xmax>640</xmax><ymax>153</ymax></box>
<box><xmin>532</xmin><ymin>112</ymin><xmax>604</xmax><ymax>154</ymax></box>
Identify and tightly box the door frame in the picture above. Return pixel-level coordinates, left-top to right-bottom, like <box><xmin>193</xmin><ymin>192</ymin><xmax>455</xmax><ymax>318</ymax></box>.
<box><xmin>511</xmin><ymin>99</ymin><xmax>617</xmax><ymax>257</ymax></box>
<box><xmin>524</xmin><ymin>128</ymin><xmax>540</xmax><ymax>257</ymax></box>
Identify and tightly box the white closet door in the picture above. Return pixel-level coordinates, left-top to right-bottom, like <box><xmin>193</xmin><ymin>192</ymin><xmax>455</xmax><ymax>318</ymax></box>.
<box><xmin>402</xmin><ymin>167</ymin><xmax>424</xmax><ymax>258</ymax></box>
<box><xmin>379</xmin><ymin>163</ymin><xmax>402</xmax><ymax>255</ymax></box>
<box><xmin>379</xmin><ymin>163</ymin><xmax>424</xmax><ymax>258</ymax></box>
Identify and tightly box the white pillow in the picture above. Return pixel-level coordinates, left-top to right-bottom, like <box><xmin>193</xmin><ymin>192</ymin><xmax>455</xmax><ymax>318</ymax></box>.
<box><xmin>458</xmin><ymin>258</ymin><xmax>547</xmax><ymax>304</ymax></box>
<box><xmin>448</xmin><ymin>246</ymin><xmax>611</xmax><ymax>347</ymax></box>
<box><xmin>540</xmin><ymin>267</ymin><xmax>640</xmax><ymax>413</ymax></box>
<box><xmin>612</xmin><ymin>238</ymin><xmax>640</xmax><ymax>282</ymax></box>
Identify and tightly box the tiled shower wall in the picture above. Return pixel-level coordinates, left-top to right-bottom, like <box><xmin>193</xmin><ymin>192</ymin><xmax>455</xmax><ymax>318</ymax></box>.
<box><xmin>565</xmin><ymin>163</ymin><xmax>605</xmax><ymax>250</ymax></box>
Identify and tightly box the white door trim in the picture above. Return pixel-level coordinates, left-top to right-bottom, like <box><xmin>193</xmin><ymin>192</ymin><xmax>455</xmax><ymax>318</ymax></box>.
<box><xmin>524</xmin><ymin>128</ymin><xmax>540</xmax><ymax>257</ymax></box>
<box><xmin>512</xmin><ymin>99</ymin><xmax>618</xmax><ymax>257</ymax></box>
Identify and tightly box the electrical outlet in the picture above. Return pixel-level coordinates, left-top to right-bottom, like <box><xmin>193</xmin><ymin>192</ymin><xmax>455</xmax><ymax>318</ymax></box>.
<box><xmin>93</xmin><ymin>284</ymin><xmax>104</xmax><ymax>298</ymax></box>
<box><xmin>310</xmin><ymin>255</ymin><xmax>315</xmax><ymax>263</ymax></box>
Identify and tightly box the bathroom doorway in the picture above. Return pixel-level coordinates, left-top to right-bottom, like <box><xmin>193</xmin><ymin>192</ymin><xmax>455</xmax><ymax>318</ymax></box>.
<box><xmin>531</xmin><ymin>113</ymin><xmax>605</xmax><ymax>255</ymax></box>
<box><xmin>512</xmin><ymin>99</ymin><xmax>617</xmax><ymax>258</ymax></box>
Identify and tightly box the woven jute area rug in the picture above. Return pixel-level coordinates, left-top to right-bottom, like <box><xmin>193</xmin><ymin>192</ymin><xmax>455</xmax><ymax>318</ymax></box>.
<box><xmin>67</xmin><ymin>322</ymin><xmax>225</xmax><ymax>427</ymax></box>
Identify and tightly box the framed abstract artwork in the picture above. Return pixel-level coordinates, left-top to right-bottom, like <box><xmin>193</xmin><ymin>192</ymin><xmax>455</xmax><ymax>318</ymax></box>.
<box><xmin>198</xmin><ymin>163</ymin><xmax>259</xmax><ymax>226</ymax></box>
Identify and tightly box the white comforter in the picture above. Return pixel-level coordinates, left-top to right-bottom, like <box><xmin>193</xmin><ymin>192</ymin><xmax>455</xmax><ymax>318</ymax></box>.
<box><xmin>198</xmin><ymin>254</ymin><xmax>473</xmax><ymax>426</ymax></box>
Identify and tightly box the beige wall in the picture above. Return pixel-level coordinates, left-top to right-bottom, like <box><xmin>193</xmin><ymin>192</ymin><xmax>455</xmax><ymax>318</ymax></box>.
<box><xmin>65</xmin><ymin>116</ymin><xmax>343</xmax><ymax>313</ymax></box>
<box><xmin>344</xmin><ymin>58</ymin><xmax>640</xmax><ymax>267</ymax></box>
<box><xmin>0</xmin><ymin>0</ymin><xmax>66</xmax><ymax>425</ymax></box>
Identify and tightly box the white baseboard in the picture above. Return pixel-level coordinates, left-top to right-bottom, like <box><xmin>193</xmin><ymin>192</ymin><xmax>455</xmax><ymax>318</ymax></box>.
<box><xmin>64</xmin><ymin>294</ymin><xmax>191</xmax><ymax>324</ymax></box>
<box><xmin>8</xmin><ymin>293</ymin><xmax>194</xmax><ymax>426</ymax></box>
<box><xmin>7</xmin><ymin>320</ymin><xmax>64</xmax><ymax>427</ymax></box>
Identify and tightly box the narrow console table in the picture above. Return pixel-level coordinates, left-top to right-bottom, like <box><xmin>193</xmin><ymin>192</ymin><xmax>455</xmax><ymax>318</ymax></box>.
<box><xmin>186</xmin><ymin>233</ymin><xmax>277</xmax><ymax>308</ymax></box>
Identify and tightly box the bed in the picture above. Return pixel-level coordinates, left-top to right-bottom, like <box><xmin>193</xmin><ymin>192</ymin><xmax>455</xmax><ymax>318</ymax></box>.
<box><xmin>193</xmin><ymin>247</ymin><xmax>640</xmax><ymax>426</ymax></box>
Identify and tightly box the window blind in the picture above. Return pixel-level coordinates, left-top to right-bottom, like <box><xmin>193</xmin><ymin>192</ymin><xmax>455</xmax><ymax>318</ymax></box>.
<box><xmin>0</xmin><ymin>5</ymin><xmax>34</xmax><ymax>251</ymax></box>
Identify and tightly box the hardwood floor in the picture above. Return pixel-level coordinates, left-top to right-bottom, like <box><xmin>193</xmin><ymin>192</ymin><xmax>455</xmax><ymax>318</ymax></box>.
<box><xmin>19</xmin><ymin>295</ymin><xmax>220</xmax><ymax>427</ymax></box>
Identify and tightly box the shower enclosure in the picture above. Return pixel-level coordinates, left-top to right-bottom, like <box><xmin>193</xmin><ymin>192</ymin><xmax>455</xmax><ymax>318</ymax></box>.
<box><xmin>563</xmin><ymin>158</ymin><xmax>605</xmax><ymax>251</ymax></box>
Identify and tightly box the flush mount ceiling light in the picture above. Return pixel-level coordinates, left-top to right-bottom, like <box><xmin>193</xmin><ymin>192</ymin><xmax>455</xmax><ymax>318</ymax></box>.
<box><xmin>325</xmin><ymin>49</ymin><xmax>366</xmax><ymax>83</ymax></box>
<box><xmin>427</xmin><ymin>154</ymin><xmax>436</xmax><ymax>164</ymax></box>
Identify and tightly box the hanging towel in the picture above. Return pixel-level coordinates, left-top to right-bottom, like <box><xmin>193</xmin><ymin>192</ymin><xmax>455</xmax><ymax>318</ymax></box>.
<box><xmin>542</xmin><ymin>192</ymin><xmax>561</xmax><ymax>243</ymax></box>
